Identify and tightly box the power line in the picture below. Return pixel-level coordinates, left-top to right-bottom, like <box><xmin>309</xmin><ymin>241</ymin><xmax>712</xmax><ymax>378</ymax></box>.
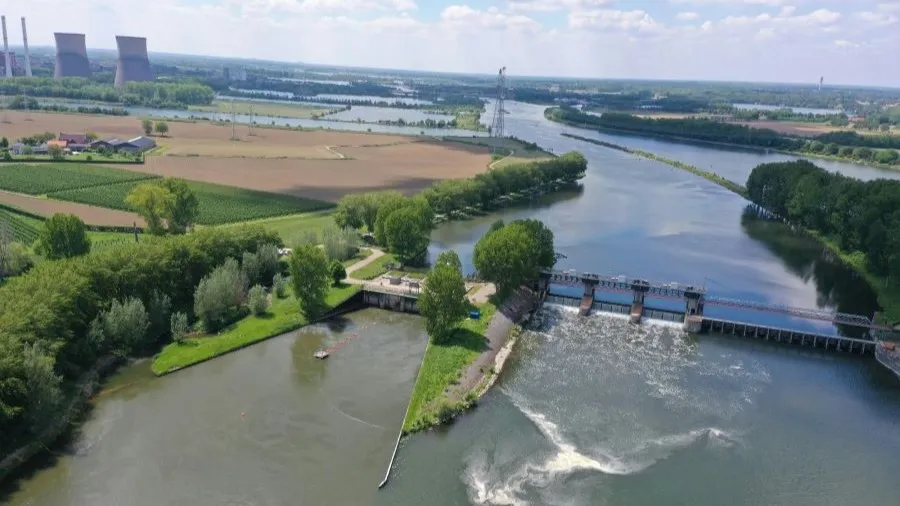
<box><xmin>490</xmin><ymin>66</ymin><xmax>507</xmax><ymax>138</ymax></box>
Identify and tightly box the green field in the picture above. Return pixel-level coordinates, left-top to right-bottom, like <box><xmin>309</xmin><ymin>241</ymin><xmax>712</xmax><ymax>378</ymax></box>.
<box><xmin>151</xmin><ymin>283</ymin><xmax>361</xmax><ymax>375</ymax></box>
<box><xmin>217</xmin><ymin>212</ymin><xmax>335</xmax><ymax>243</ymax></box>
<box><xmin>0</xmin><ymin>206</ymin><xmax>42</xmax><ymax>244</ymax></box>
<box><xmin>402</xmin><ymin>302</ymin><xmax>496</xmax><ymax>433</ymax></box>
<box><xmin>49</xmin><ymin>179</ymin><xmax>332</xmax><ymax>225</ymax></box>
<box><xmin>0</xmin><ymin>163</ymin><xmax>157</xmax><ymax>195</ymax></box>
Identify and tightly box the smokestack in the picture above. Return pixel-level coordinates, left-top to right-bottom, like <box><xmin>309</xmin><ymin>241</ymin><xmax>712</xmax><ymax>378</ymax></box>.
<box><xmin>54</xmin><ymin>32</ymin><xmax>91</xmax><ymax>78</ymax></box>
<box><xmin>114</xmin><ymin>35</ymin><xmax>153</xmax><ymax>88</ymax></box>
<box><xmin>21</xmin><ymin>17</ymin><xmax>31</xmax><ymax>77</ymax></box>
<box><xmin>1</xmin><ymin>16</ymin><xmax>10</xmax><ymax>78</ymax></box>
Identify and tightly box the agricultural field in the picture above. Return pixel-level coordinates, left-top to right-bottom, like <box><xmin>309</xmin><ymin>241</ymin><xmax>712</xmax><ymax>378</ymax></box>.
<box><xmin>0</xmin><ymin>206</ymin><xmax>41</xmax><ymax>244</ymax></box>
<box><xmin>0</xmin><ymin>164</ymin><xmax>157</xmax><ymax>195</ymax></box>
<box><xmin>217</xmin><ymin>212</ymin><xmax>335</xmax><ymax>244</ymax></box>
<box><xmin>188</xmin><ymin>99</ymin><xmax>337</xmax><ymax>119</ymax></box>
<box><xmin>49</xmin><ymin>179</ymin><xmax>332</xmax><ymax>225</ymax></box>
<box><xmin>0</xmin><ymin>189</ymin><xmax>146</xmax><ymax>227</ymax></box>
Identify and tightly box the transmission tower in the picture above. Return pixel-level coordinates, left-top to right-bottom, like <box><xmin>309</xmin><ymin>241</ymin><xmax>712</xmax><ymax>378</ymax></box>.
<box><xmin>490</xmin><ymin>66</ymin><xmax>507</xmax><ymax>138</ymax></box>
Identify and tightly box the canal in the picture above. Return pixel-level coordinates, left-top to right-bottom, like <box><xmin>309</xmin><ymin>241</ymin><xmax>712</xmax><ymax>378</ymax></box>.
<box><xmin>4</xmin><ymin>101</ymin><xmax>900</xmax><ymax>506</ymax></box>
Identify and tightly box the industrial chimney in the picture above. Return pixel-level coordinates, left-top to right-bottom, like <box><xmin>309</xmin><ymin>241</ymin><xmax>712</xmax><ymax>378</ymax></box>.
<box><xmin>114</xmin><ymin>36</ymin><xmax>153</xmax><ymax>87</ymax></box>
<box><xmin>1</xmin><ymin>16</ymin><xmax>11</xmax><ymax>78</ymax></box>
<box><xmin>54</xmin><ymin>32</ymin><xmax>91</xmax><ymax>78</ymax></box>
<box><xmin>21</xmin><ymin>17</ymin><xmax>31</xmax><ymax>77</ymax></box>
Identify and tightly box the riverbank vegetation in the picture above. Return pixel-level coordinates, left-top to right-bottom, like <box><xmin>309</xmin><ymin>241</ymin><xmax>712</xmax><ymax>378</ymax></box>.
<box><xmin>547</xmin><ymin>107</ymin><xmax>900</xmax><ymax>168</ymax></box>
<box><xmin>0</xmin><ymin>226</ymin><xmax>279</xmax><ymax>460</ymax></box>
<box><xmin>746</xmin><ymin>161</ymin><xmax>900</xmax><ymax>323</ymax></box>
<box><xmin>0</xmin><ymin>77</ymin><xmax>215</xmax><ymax>108</ymax></box>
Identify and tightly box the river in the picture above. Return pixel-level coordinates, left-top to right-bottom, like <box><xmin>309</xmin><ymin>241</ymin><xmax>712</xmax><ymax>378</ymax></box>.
<box><xmin>4</xmin><ymin>101</ymin><xmax>900</xmax><ymax>506</ymax></box>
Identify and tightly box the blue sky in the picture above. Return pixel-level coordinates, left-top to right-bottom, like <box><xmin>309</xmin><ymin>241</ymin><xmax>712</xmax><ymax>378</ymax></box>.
<box><xmin>6</xmin><ymin>0</ymin><xmax>900</xmax><ymax>86</ymax></box>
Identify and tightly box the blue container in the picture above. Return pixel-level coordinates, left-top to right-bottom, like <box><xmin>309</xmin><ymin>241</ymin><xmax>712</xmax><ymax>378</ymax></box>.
<box><xmin>469</xmin><ymin>310</ymin><xmax>481</xmax><ymax>319</ymax></box>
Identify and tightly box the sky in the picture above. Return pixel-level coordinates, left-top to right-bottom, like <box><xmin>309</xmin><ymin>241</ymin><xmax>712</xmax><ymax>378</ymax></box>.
<box><xmin>3</xmin><ymin>0</ymin><xmax>899</xmax><ymax>86</ymax></box>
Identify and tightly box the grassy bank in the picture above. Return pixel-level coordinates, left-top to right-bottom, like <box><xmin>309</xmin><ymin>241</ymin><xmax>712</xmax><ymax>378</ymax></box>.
<box><xmin>351</xmin><ymin>252</ymin><xmax>397</xmax><ymax>280</ymax></box>
<box><xmin>151</xmin><ymin>284</ymin><xmax>361</xmax><ymax>375</ymax></box>
<box><xmin>402</xmin><ymin>302</ymin><xmax>497</xmax><ymax>433</ymax></box>
<box><xmin>561</xmin><ymin>133</ymin><xmax>748</xmax><ymax>196</ymax></box>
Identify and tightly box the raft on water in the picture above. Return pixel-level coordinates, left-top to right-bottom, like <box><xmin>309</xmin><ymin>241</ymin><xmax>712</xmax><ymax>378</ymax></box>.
<box><xmin>313</xmin><ymin>351</ymin><xmax>330</xmax><ymax>359</ymax></box>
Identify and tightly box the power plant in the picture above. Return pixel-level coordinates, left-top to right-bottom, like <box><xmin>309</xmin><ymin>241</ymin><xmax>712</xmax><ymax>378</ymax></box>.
<box><xmin>54</xmin><ymin>32</ymin><xmax>91</xmax><ymax>78</ymax></box>
<box><xmin>114</xmin><ymin>35</ymin><xmax>153</xmax><ymax>87</ymax></box>
<box><xmin>21</xmin><ymin>17</ymin><xmax>31</xmax><ymax>77</ymax></box>
<box><xmin>1</xmin><ymin>15</ymin><xmax>10</xmax><ymax>78</ymax></box>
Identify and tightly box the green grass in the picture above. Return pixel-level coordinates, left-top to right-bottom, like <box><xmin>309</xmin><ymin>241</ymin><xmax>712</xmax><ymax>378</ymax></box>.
<box><xmin>0</xmin><ymin>163</ymin><xmax>157</xmax><ymax>195</ymax></box>
<box><xmin>402</xmin><ymin>302</ymin><xmax>496</xmax><ymax>433</ymax></box>
<box><xmin>350</xmin><ymin>253</ymin><xmax>397</xmax><ymax>280</ymax></box>
<box><xmin>49</xmin><ymin>179</ymin><xmax>333</xmax><ymax>225</ymax></box>
<box><xmin>217</xmin><ymin>212</ymin><xmax>335</xmax><ymax>244</ymax></box>
<box><xmin>151</xmin><ymin>283</ymin><xmax>361</xmax><ymax>375</ymax></box>
<box><xmin>342</xmin><ymin>248</ymin><xmax>373</xmax><ymax>267</ymax></box>
<box><xmin>387</xmin><ymin>270</ymin><xmax>427</xmax><ymax>280</ymax></box>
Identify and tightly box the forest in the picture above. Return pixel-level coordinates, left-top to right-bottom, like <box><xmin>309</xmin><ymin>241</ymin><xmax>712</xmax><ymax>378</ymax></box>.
<box><xmin>0</xmin><ymin>227</ymin><xmax>279</xmax><ymax>459</ymax></box>
<box><xmin>745</xmin><ymin>160</ymin><xmax>900</xmax><ymax>294</ymax></box>
<box><xmin>0</xmin><ymin>78</ymin><xmax>215</xmax><ymax>108</ymax></box>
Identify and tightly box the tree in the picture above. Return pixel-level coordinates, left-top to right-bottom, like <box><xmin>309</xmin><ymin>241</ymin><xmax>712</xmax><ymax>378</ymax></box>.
<box><xmin>20</xmin><ymin>342</ymin><xmax>62</xmax><ymax>429</ymax></box>
<box><xmin>125</xmin><ymin>183</ymin><xmax>175</xmax><ymax>235</ymax></box>
<box><xmin>155</xmin><ymin>121</ymin><xmax>169</xmax><ymax>136</ymax></box>
<box><xmin>48</xmin><ymin>144</ymin><xmax>64</xmax><ymax>160</ymax></box>
<box><xmin>194</xmin><ymin>258</ymin><xmax>248</xmax><ymax>331</ymax></box>
<box><xmin>473</xmin><ymin>220</ymin><xmax>553</xmax><ymax>293</ymax></box>
<box><xmin>170</xmin><ymin>312</ymin><xmax>190</xmax><ymax>343</ymax></box>
<box><xmin>321</xmin><ymin>224</ymin><xmax>360</xmax><ymax>261</ymax></box>
<box><xmin>383</xmin><ymin>206</ymin><xmax>431</xmax><ymax>265</ymax></box>
<box><xmin>874</xmin><ymin>150</ymin><xmax>899</xmax><ymax>165</ymax></box>
<box><xmin>288</xmin><ymin>245</ymin><xmax>331</xmax><ymax>320</ymax></box>
<box><xmin>35</xmin><ymin>213</ymin><xmax>91</xmax><ymax>260</ymax></box>
<box><xmin>141</xmin><ymin>118</ymin><xmax>153</xmax><ymax>135</ymax></box>
<box><xmin>373</xmin><ymin>192</ymin><xmax>409</xmax><ymax>245</ymax></box>
<box><xmin>247</xmin><ymin>284</ymin><xmax>269</xmax><ymax>315</ymax></box>
<box><xmin>158</xmin><ymin>178</ymin><xmax>199</xmax><ymax>234</ymax></box>
<box><xmin>419</xmin><ymin>251</ymin><xmax>468</xmax><ymax>343</ymax></box>
<box><xmin>0</xmin><ymin>137</ymin><xmax>8</xmax><ymax>148</ymax></box>
<box><xmin>101</xmin><ymin>297</ymin><xmax>150</xmax><ymax>355</ymax></box>
<box><xmin>147</xmin><ymin>290</ymin><xmax>172</xmax><ymax>346</ymax></box>
<box><xmin>85</xmin><ymin>132</ymin><xmax>98</xmax><ymax>142</ymax></box>
<box><xmin>272</xmin><ymin>273</ymin><xmax>287</xmax><ymax>298</ymax></box>
<box><xmin>329</xmin><ymin>260</ymin><xmax>346</xmax><ymax>285</ymax></box>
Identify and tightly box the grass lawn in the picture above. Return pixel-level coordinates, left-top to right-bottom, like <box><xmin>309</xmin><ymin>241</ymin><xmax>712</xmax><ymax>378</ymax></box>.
<box><xmin>350</xmin><ymin>252</ymin><xmax>397</xmax><ymax>280</ymax></box>
<box><xmin>218</xmin><ymin>211</ymin><xmax>335</xmax><ymax>244</ymax></box>
<box><xmin>151</xmin><ymin>283</ymin><xmax>361</xmax><ymax>375</ymax></box>
<box><xmin>402</xmin><ymin>302</ymin><xmax>496</xmax><ymax>433</ymax></box>
<box><xmin>342</xmin><ymin>248</ymin><xmax>373</xmax><ymax>267</ymax></box>
<box><xmin>388</xmin><ymin>270</ymin><xmax>427</xmax><ymax>280</ymax></box>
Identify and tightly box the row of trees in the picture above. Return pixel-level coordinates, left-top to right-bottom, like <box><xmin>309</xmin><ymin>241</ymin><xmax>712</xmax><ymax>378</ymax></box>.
<box><xmin>811</xmin><ymin>131</ymin><xmax>900</xmax><ymax>151</ymax></box>
<box><xmin>333</xmin><ymin>192</ymin><xmax>434</xmax><ymax>264</ymax></box>
<box><xmin>0</xmin><ymin>77</ymin><xmax>215</xmax><ymax>108</ymax></box>
<box><xmin>745</xmin><ymin>160</ymin><xmax>900</xmax><ymax>283</ymax></box>
<box><xmin>797</xmin><ymin>140</ymin><xmax>899</xmax><ymax>165</ymax></box>
<box><xmin>0</xmin><ymin>226</ymin><xmax>280</xmax><ymax>457</ymax></box>
<box><xmin>6</xmin><ymin>95</ymin><xmax>128</xmax><ymax>116</ymax></box>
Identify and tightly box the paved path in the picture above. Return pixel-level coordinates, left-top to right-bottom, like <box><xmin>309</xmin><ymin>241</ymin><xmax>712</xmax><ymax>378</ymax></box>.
<box><xmin>467</xmin><ymin>283</ymin><xmax>496</xmax><ymax>304</ymax></box>
<box><xmin>345</xmin><ymin>248</ymin><xmax>386</xmax><ymax>280</ymax></box>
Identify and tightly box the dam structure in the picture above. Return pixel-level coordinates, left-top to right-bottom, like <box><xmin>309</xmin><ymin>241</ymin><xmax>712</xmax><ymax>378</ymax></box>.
<box><xmin>54</xmin><ymin>32</ymin><xmax>91</xmax><ymax>78</ymax></box>
<box><xmin>114</xmin><ymin>35</ymin><xmax>153</xmax><ymax>87</ymax></box>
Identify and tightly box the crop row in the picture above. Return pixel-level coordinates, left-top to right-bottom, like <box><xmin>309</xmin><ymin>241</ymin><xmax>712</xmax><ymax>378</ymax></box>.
<box><xmin>49</xmin><ymin>180</ymin><xmax>332</xmax><ymax>225</ymax></box>
<box><xmin>0</xmin><ymin>208</ymin><xmax>40</xmax><ymax>244</ymax></box>
<box><xmin>0</xmin><ymin>163</ymin><xmax>158</xmax><ymax>195</ymax></box>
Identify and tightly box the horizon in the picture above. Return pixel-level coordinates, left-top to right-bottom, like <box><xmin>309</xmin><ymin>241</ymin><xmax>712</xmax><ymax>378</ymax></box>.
<box><xmin>2</xmin><ymin>0</ymin><xmax>899</xmax><ymax>88</ymax></box>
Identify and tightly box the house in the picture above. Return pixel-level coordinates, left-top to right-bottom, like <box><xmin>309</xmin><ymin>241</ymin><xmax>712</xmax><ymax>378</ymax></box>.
<box><xmin>125</xmin><ymin>136</ymin><xmax>157</xmax><ymax>152</ymax></box>
<box><xmin>68</xmin><ymin>143</ymin><xmax>92</xmax><ymax>153</ymax></box>
<box><xmin>32</xmin><ymin>144</ymin><xmax>49</xmax><ymax>155</ymax></box>
<box><xmin>9</xmin><ymin>142</ymin><xmax>26</xmax><ymax>155</ymax></box>
<box><xmin>59</xmin><ymin>133</ymin><xmax>90</xmax><ymax>145</ymax></box>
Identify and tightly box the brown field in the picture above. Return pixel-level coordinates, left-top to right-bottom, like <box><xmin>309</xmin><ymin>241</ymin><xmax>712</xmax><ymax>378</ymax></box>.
<box><xmin>0</xmin><ymin>190</ymin><xmax>146</xmax><ymax>227</ymax></box>
<box><xmin>2</xmin><ymin>110</ymin><xmax>492</xmax><ymax>202</ymax></box>
<box><xmin>135</xmin><ymin>141</ymin><xmax>491</xmax><ymax>202</ymax></box>
<box><xmin>735</xmin><ymin>120</ymin><xmax>846</xmax><ymax>137</ymax></box>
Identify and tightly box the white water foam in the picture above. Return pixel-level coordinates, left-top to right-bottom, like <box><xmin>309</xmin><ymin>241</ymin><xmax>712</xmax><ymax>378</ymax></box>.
<box><xmin>465</xmin><ymin>395</ymin><xmax>741</xmax><ymax>505</ymax></box>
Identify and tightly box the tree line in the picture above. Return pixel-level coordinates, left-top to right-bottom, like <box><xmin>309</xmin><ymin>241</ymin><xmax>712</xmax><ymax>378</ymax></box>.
<box><xmin>5</xmin><ymin>96</ymin><xmax>129</xmax><ymax>116</ymax></box>
<box><xmin>0</xmin><ymin>77</ymin><xmax>215</xmax><ymax>108</ymax></box>
<box><xmin>0</xmin><ymin>226</ymin><xmax>280</xmax><ymax>458</ymax></box>
<box><xmin>812</xmin><ymin>131</ymin><xmax>900</xmax><ymax>151</ymax></box>
<box><xmin>745</xmin><ymin>160</ymin><xmax>900</xmax><ymax>288</ymax></box>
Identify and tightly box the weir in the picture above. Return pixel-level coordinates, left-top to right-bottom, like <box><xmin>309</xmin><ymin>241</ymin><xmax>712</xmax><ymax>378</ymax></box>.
<box><xmin>537</xmin><ymin>269</ymin><xmax>897</xmax><ymax>367</ymax></box>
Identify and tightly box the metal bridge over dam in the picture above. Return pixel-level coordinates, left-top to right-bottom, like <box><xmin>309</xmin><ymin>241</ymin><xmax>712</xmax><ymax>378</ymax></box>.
<box><xmin>538</xmin><ymin>270</ymin><xmax>900</xmax><ymax>377</ymax></box>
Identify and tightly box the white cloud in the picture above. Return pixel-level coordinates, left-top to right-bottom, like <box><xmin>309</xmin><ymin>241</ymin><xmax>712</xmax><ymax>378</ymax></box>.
<box><xmin>669</xmin><ymin>0</ymin><xmax>789</xmax><ymax>5</ymax></box>
<box><xmin>507</xmin><ymin>0</ymin><xmax>615</xmax><ymax>11</ymax></box>
<box><xmin>877</xmin><ymin>2</ymin><xmax>900</xmax><ymax>12</ymax></box>
<box><xmin>440</xmin><ymin>5</ymin><xmax>542</xmax><ymax>31</ymax></box>
<box><xmin>569</xmin><ymin>9</ymin><xmax>662</xmax><ymax>32</ymax></box>
<box><xmin>241</xmin><ymin>0</ymin><xmax>417</xmax><ymax>14</ymax></box>
<box><xmin>675</xmin><ymin>11</ymin><xmax>700</xmax><ymax>21</ymax></box>
<box><xmin>855</xmin><ymin>10</ymin><xmax>899</xmax><ymax>25</ymax></box>
<box><xmin>834</xmin><ymin>39</ymin><xmax>860</xmax><ymax>48</ymax></box>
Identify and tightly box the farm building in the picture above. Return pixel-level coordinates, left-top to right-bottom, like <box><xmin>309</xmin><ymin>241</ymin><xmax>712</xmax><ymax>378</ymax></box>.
<box><xmin>59</xmin><ymin>133</ymin><xmax>90</xmax><ymax>145</ymax></box>
<box><xmin>91</xmin><ymin>136</ymin><xmax>156</xmax><ymax>153</ymax></box>
<box><xmin>91</xmin><ymin>138</ymin><xmax>120</xmax><ymax>150</ymax></box>
<box><xmin>125</xmin><ymin>136</ymin><xmax>157</xmax><ymax>152</ymax></box>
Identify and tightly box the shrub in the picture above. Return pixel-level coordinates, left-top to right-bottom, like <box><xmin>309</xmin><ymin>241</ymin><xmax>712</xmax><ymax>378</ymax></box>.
<box><xmin>247</xmin><ymin>284</ymin><xmax>269</xmax><ymax>315</ymax></box>
<box><xmin>193</xmin><ymin>258</ymin><xmax>249</xmax><ymax>332</ymax></box>
<box><xmin>329</xmin><ymin>260</ymin><xmax>346</xmax><ymax>285</ymax></box>
<box><xmin>170</xmin><ymin>311</ymin><xmax>189</xmax><ymax>343</ymax></box>
<box><xmin>147</xmin><ymin>290</ymin><xmax>172</xmax><ymax>345</ymax></box>
<box><xmin>321</xmin><ymin>224</ymin><xmax>360</xmax><ymax>261</ymax></box>
<box><xmin>102</xmin><ymin>297</ymin><xmax>150</xmax><ymax>355</ymax></box>
<box><xmin>272</xmin><ymin>273</ymin><xmax>287</xmax><ymax>298</ymax></box>
<box><xmin>241</xmin><ymin>250</ymin><xmax>261</xmax><ymax>287</ymax></box>
<box><xmin>291</xmin><ymin>229</ymin><xmax>318</xmax><ymax>248</ymax></box>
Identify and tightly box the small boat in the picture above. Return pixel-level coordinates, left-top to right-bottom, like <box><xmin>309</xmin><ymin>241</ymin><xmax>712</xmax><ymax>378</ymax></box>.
<box><xmin>313</xmin><ymin>351</ymin><xmax>330</xmax><ymax>359</ymax></box>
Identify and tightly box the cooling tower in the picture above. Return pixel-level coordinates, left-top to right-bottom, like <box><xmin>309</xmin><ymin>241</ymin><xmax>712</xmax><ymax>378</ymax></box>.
<box><xmin>54</xmin><ymin>32</ymin><xmax>91</xmax><ymax>78</ymax></box>
<box><xmin>2</xmin><ymin>16</ymin><xmax>10</xmax><ymax>78</ymax></box>
<box><xmin>114</xmin><ymin>35</ymin><xmax>152</xmax><ymax>87</ymax></box>
<box><xmin>21</xmin><ymin>17</ymin><xmax>31</xmax><ymax>77</ymax></box>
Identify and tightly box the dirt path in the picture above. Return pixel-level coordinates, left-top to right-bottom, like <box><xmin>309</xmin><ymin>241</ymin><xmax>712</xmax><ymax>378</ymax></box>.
<box><xmin>467</xmin><ymin>283</ymin><xmax>496</xmax><ymax>304</ymax></box>
<box><xmin>346</xmin><ymin>248</ymin><xmax>385</xmax><ymax>278</ymax></box>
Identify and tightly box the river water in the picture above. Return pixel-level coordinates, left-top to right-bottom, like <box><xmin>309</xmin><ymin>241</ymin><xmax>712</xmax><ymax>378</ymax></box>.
<box><xmin>5</xmin><ymin>101</ymin><xmax>900</xmax><ymax>506</ymax></box>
